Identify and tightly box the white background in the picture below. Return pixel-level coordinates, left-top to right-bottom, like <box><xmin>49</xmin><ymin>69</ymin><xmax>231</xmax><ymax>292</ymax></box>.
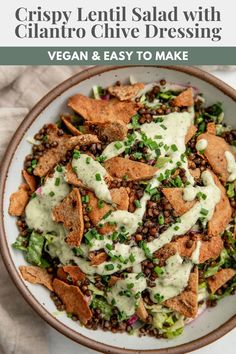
<box><xmin>45</xmin><ymin>68</ymin><xmax>236</xmax><ymax>354</ymax></box>
<box><xmin>0</xmin><ymin>0</ymin><xmax>235</xmax><ymax>47</ymax></box>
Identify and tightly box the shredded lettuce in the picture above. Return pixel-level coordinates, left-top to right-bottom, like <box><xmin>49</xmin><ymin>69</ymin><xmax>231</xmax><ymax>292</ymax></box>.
<box><xmin>91</xmin><ymin>296</ymin><xmax>113</xmax><ymax>320</ymax></box>
<box><xmin>12</xmin><ymin>235</ymin><xmax>28</xmax><ymax>251</ymax></box>
<box><xmin>26</xmin><ymin>231</ymin><xmax>45</xmax><ymax>266</ymax></box>
<box><xmin>204</xmin><ymin>249</ymin><xmax>229</xmax><ymax>278</ymax></box>
<box><xmin>92</xmin><ymin>85</ymin><xmax>103</xmax><ymax>100</ymax></box>
<box><xmin>209</xmin><ymin>276</ymin><xmax>236</xmax><ymax>301</ymax></box>
<box><xmin>226</xmin><ymin>183</ymin><xmax>235</xmax><ymax>198</ymax></box>
<box><xmin>155</xmin><ymin>157</ymin><xmax>171</xmax><ymax>168</ymax></box>
<box><xmin>198</xmin><ymin>282</ymin><xmax>208</xmax><ymax>302</ymax></box>
<box><xmin>88</xmin><ymin>283</ymin><xmax>104</xmax><ymax>296</ymax></box>
<box><xmin>148</xmin><ymin>304</ymin><xmax>184</xmax><ymax>338</ymax></box>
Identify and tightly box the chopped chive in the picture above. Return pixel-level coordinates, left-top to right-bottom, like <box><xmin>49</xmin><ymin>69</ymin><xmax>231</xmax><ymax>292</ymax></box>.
<box><xmin>148</xmin><ymin>140</ymin><xmax>159</xmax><ymax>150</ymax></box>
<box><xmin>160</xmin><ymin>124</ymin><xmax>167</xmax><ymax>130</ymax></box>
<box><xmin>98</xmin><ymin>200</ymin><xmax>104</xmax><ymax>209</ymax></box>
<box><xmin>49</xmin><ymin>191</ymin><xmax>55</xmax><ymax>197</ymax></box>
<box><xmin>82</xmin><ymin>195</ymin><xmax>89</xmax><ymax>203</ymax></box>
<box><xmin>164</xmin><ymin>144</ymin><xmax>169</xmax><ymax>151</ymax></box>
<box><xmin>200</xmin><ymin>208</ymin><xmax>208</xmax><ymax>216</ymax></box>
<box><xmin>55</xmin><ymin>177</ymin><xmax>60</xmax><ymax>186</ymax></box>
<box><xmin>123</xmin><ymin>174</ymin><xmax>129</xmax><ymax>181</ymax></box>
<box><xmin>154</xmin><ymin>293</ymin><xmax>164</xmax><ymax>303</ymax></box>
<box><xmin>154</xmin><ymin>266</ymin><xmax>164</xmax><ymax>276</ymax></box>
<box><xmin>158</xmin><ymin>214</ymin><xmax>165</xmax><ymax>225</ymax></box>
<box><xmin>103</xmin><ymin>210</ymin><xmax>112</xmax><ymax>219</ymax></box>
<box><xmin>196</xmin><ymin>192</ymin><xmax>207</xmax><ymax>200</ymax></box>
<box><xmin>129</xmin><ymin>253</ymin><xmax>136</xmax><ymax>263</ymax></box>
<box><xmin>106</xmin><ymin>243</ymin><xmax>113</xmax><ymax>251</ymax></box>
<box><xmin>127</xmin><ymin>283</ymin><xmax>134</xmax><ymax>289</ymax></box>
<box><xmin>95</xmin><ymin>173</ymin><xmax>102</xmax><ymax>181</ymax></box>
<box><xmin>134</xmin><ymin>199</ymin><xmax>141</xmax><ymax>208</ymax></box>
<box><xmin>96</xmin><ymin>155</ymin><xmax>106</xmax><ymax>163</ymax></box>
<box><xmin>73</xmin><ymin>247</ymin><xmax>84</xmax><ymax>256</ymax></box>
<box><xmin>56</xmin><ymin>165</ymin><xmax>63</xmax><ymax>172</ymax></box>
<box><xmin>105</xmin><ymin>264</ymin><xmax>114</xmax><ymax>271</ymax></box>
<box><xmin>111</xmin><ymin>298</ymin><xmax>116</xmax><ymax>306</ymax></box>
<box><xmin>86</xmin><ymin>157</ymin><xmax>91</xmax><ymax>164</ymax></box>
<box><xmin>136</xmin><ymin>272</ymin><xmax>144</xmax><ymax>279</ymax></box>
<box><xmin>114</xmin><ymin>142</ymin><xmax>123</xmax><ymax>150</ymax></box>
<box><xmin>154</xmin><ymin>135</ymin><xmax>163</xmax><ymax>139</ymax></box>
<box><xmin>72</xmin><ymin>166</ymin><xmax>77</xmax><ymax>172</ymax></box>
<box><xmin>171</xmin><ymin>144</ymin><xmax>178</xmax><ymax>152</ymax></box>
<box><xmin>73</xmin><ymin>150</ymin><xmax>80</xmax><ymax>159</ymax></box>
<box><xmin>174</xmin><ymin>226</ymin><xmax>179</xmax><ymax>231</ymax></box>
<box><xmin>157</xmin><ymin>173</ymin><xmax>165</xmax><ymax>182</ymax></box>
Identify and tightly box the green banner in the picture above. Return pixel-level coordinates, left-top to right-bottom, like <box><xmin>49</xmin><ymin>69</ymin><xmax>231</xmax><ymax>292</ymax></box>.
<box><xmin>0</xmin><ymin>47</ymin><xmax>235</xmax><ymax>65</ymax></box>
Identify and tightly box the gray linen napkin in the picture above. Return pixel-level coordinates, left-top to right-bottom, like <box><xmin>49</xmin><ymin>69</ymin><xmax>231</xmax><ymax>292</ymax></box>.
<box><xmin>0</xmin><ymin>66</ymin><xmax>89</xmax><ymax>354</ymax></box>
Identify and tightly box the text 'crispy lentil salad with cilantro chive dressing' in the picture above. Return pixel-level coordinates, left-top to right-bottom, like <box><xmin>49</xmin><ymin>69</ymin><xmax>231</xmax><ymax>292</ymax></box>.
<box><xmin>9</xmin><ymin>78</ymin><xmax>236</xmax><ymax>339</ymax></box>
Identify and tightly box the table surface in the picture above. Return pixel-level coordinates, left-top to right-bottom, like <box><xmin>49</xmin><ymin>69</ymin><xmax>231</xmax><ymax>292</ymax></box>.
<box><xmin>47</xmin><ymin>69</ymin><xmax>236</xmax><ymax>354</ymax></box>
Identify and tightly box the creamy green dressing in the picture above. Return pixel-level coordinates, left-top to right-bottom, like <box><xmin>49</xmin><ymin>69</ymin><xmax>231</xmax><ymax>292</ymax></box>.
<box><xmin>149</xmin><ymin>254</ymin><xmax>193</xmax><ymax>302</ymax></box>
<box><xmin>72</xmin><ymin>154</ymin><xmax>112</xmax><ymax>203</ymax></box>
<box><xmin>225</xmin><ymin>151</ymin><xmax>236</xmax><ymax>182</ymax></box>
<box><xmin>25</xmin><ymin>168</ymin><xmax>70</xmax><ymax>234</ymax></box>
<box><xmin>196</xmin><ymin>139</ymin><xmax>208</xmax><ymax>152</ymax></box>
<box><xmin>25</xmin><ymin>101</ymin><xmax>225</xmax><ymax>315</ymax></box>
<box><xmin>107</xmin><ymin>274</ymin><xmax>147</xmax><ymax>316</ymax></box>
<box><xmin>183</xmin><ymin>185</ymin><xmax>197</xmax><ymax>202</ymax></box>
<box><xmin>101</xmin><ymin>141</ymin><xmax>126</xmax><ymax>161</ymax></box>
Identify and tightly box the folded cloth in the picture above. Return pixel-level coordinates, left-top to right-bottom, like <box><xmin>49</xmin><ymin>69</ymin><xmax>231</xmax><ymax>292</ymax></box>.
<box><xmin>0</xmin><ymin>65</ymin><xmax>89</xmax><ymax>354</ymax></box>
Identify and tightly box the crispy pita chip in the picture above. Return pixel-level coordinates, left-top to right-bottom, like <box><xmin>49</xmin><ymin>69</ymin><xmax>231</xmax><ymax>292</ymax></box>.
<box><xmin>68</xmin><ymin>94</ymin><xmax>139</xmax><ymax>124</ymax></box>
<box><xmin>136</xmin><ymin>298</ymin><xmax>148</xmax><ymax>322</ymax></box>
<box><xmin>90</xmin><ymin>252</ymin><xmax>108</xmax><ymax>266</ymax></box>
<box><xmin>185</xmin><ymin>125</ymin><xmax>197</xmax><ymax>143</ymax></box>
<box><xmin>189</xmin><ymin>168</ymin><xmax>201</xmax><ymax>180</ymax></box>
<box><xmin>88</xmin><ymin>187</ymin><xmax>129</xmax><ymax>234</ymax></box>
<box><xmin>154</xmin><ymin>243</ymin><xmax>178</xmax><ymax>266</ymax></box>
<box><xmin>53</xmin><ymin>279</ymin><xmax>92</xmax><ymax>324</ymax></box>
<box><xmin>61</xmin><ymin>115</ymin><xmax>81</xmax><ymax>136</ymax></box>
<box><xmin>22</xmin><ymin>170</ymin><xmax>37</xmax><ymax>191</ymax></box>
<box><xmin>197</xmin><ymin>133</ymin><xmax>235</xmax><ymax>182</ymax></box>
<box><xmin>208</xmin><ymin>172</ymin><xmax>232</xmax><ymax>236</ymax></box>
<box><xmin>104</xmin><ymin>157</ymin><xmax>157</xmax><ymax>181</ymax></box>
<box><xmin>174</xmin><ymin>234</ymin><xmax>223</xmax><ymax>263</ymax></box>
<box><xmin>19</xmin><ymin>265</ymin><xmax>53</xmax><ymax>291</ymax></box>
<box><xmin>207</xmin><ymin>268</ymin><xmax>236</xmax><ymax>294</ymax></box>
<box><xmin>172</xmin><ymin>88</ymin><xmax>194</xmax><ymax>107</ymax></box>
<box><xmin>52</xmin><ymin>188</ymin><xmax>84</xmax><ymax>246</ymax></box>
<box><xmin>57</xmin><ymin>266</ymin><xmax>86</xmax><ymax>284</ymax></box>
<box><xmin>65</xmin><ymin>163</ymin><xmax>84</xmax><ymax>187</ymax></box>
<box><xmin>207</xmin><ymin>122</ymin><xmax>216</xmax><ymax>135</ymax></box>
<box><xmin>9</xmin><ymin>184</ymin><xmax>29</xmax><ymax>216</ymax></box>
<box><xmin>199</xmin><ymin>236</ymin><xmax>224</xmax><ymax>263</ymax></box>
<box><xmin>164</xmin><ymin>267</ymin><xmax>198</xmax><ymax>318</ymax></box>
<box><xmin>85</xmin><ymin>120</ymin><xmax>128</xmax><ymax>142</ymax></box>
<box><xmin>108</xmin><ymin>276</ymin><xmax>120</xmax><ymax>287</ymax></box>
<box><xmin>108</xmin><ymin>83</ymin><xmax>145</xmax><ymax>101</ymax></box>
<box><xmin>68</xmin><ymin>134</ymin><xmax>100</xmax><ymax>150</ymax></box>
<box><xmin>34</xmin><ymin>124</ymin><xmax>99</xmax><ymax>177</ymax></box>
<box><xmin>162</xmin><ymin>188</ymin><xmax>196</xmax><ymax>216</ymax></box>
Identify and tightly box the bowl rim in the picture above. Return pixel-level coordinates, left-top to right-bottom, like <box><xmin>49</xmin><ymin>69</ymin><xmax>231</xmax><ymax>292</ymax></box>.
<box><xmin>0</xmin><ymin>65</ymin><xmax>236</xmax><ymax>354</ymax></box>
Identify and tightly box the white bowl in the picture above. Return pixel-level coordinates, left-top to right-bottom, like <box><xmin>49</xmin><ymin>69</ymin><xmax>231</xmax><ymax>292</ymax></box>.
<box><xmin>0</xmin><ymin>66</ymin><xmax>235</xmax><ymax>354</ymax></box>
